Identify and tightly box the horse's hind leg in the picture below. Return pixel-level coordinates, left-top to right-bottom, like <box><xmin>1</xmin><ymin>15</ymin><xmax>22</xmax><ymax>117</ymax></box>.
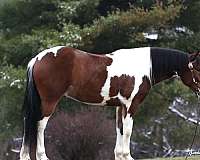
<box><xmin>20</xmin><ymin>122</ymin><xmax>31</xmax><ymax>160</ymax></box>
<box><xmin>20</xmin><ymin>116</ymin><xmax>50</xmax><ymax>160</ymax></box>
<box><xmin>36</xmin><ymin>117</ymin><xmax>50</xmax><ymax>160</ymax></box>
<box><xmin>36</xmin><ymin>100</ymin><xmax>57</xmax><ymax>160</ymax></box>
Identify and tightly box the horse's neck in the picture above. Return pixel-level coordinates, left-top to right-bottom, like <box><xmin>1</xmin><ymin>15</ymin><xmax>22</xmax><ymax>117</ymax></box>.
<box><xmin>150</xmin><ymin>47</ymin><xmax>189</xmax><ymax>85</ymax></box>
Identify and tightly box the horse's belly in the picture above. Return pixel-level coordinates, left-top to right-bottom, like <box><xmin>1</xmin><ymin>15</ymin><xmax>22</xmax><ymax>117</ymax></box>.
<box><xmin>64</xmin><ymin>85</ymin><xmax>131</xmax><ymax>107</ymax></box>
<box><xmin>64</xmin><ymin>85</ymin><xmax>107</xmax><ymax>105</ymax></box>
<box><xmin>65</xmin><ymin>92</ymin><xmax>125</xmax><ymax>106</ymax></box>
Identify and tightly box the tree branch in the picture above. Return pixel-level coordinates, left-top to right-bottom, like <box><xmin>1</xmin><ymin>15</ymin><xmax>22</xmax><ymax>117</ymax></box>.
<box><xmin>168</xmin><ymin>105</ymin><xmax>200</xmax><ymax>125</ymax></box>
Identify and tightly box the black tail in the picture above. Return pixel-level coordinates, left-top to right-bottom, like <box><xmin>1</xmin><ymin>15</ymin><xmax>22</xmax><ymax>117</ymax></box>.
<box><xmin>22</xmin><ymin>64</ymin><xmax>42</xmax><ymax>154</ymax></box>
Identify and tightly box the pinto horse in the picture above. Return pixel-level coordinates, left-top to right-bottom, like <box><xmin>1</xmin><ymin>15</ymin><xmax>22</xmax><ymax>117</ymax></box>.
<box><xmin>20</xmin><ymin>46</ymin><xmax>200</xmax><ymax>160</ymax></box>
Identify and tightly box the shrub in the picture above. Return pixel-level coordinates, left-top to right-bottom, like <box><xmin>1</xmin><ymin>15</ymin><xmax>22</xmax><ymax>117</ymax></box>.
<box><xmin>46</xmin><ymin>108</ymin><xmax>115</xmax><ymax>160</ymax></box>
<box><xmin>57</xmin><ymin>0</ymin><xmax>100</xmax><ymax>27</ymax></box>
<box><xmin>80</xmin><ymin>4</ymin><xmax>182</xmax><ymax>52</ymax></box>
<box><xmin>0</xmin><ymin>24</ymin><xmax>82</xmax><ymax>66</ymax></box>
<box><xmin>0</xmin><ymin>65</ymin><xmax>26</xmax><ymax>140</ymax></box>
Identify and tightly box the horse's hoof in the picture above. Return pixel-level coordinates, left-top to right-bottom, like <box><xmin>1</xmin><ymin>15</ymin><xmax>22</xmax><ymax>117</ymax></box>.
<box><xmin>36</xmin><ymin>156</ymin><xmax>49</xmax><ymax>160</ymax></box>
<box><xmin>19</xmin><ymin>157</ymin><xmax>31</xmax><ymax>160</ymax></box>
<box><xmin>124</xmin><ymin>154</ymin><xmax>134</xmax><ymax>160</ymax></box>
<box><xmin>40</xmin><ymin>158</ymin><xmax>49</xmax><ymax>160</ymax></box>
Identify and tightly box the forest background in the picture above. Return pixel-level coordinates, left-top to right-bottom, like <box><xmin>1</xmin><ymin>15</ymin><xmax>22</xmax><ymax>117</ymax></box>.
<box><xmin>1</xmin><ymin>0</ymin><xmax>200</xmax><ymax>159</ymax></box>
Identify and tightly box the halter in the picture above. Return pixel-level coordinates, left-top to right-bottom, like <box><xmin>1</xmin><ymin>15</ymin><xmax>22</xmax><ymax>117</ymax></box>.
<box><xmin>188</xmin><ymin>62</ymin><xmax>198</xmax><ymax>84</ymax></box>
<box><xmin>188</xmin><ymin>62</ymin><xmax>200</xmax><ymax>97</ymax></box>
<box><xmin>185</xmin><ymin>62</ymin><xmax>200</xmax><ymax>160</ymax></box>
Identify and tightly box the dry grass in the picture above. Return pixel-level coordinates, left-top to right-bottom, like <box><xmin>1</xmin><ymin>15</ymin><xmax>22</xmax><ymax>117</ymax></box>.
<box><xmin>142</xmin><ymin>156</ymin><xmax>200</xmax><ymax>160</ymax></box>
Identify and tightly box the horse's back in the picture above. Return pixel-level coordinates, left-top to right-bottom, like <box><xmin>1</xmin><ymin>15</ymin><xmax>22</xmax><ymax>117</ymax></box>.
<box><xmin>29</xmin><ymin>46</ymin><xmax>152</xmax><ymax>106</ymax></box>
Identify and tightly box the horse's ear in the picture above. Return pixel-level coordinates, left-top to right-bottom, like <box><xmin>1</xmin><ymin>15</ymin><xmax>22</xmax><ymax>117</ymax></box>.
<box><xmin>189</xmin><ymin>51</ymin><xmax>200</xmax><ymax>70</ymax></box>
<box><xmin>189</xmin><ymin>52</ymin><xmax>199</xmax><ymax>62</ymax></box>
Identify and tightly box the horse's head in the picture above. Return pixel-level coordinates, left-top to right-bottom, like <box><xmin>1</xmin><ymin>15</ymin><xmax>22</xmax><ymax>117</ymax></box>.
<box><xmin>180</xmin><ymin>52</ymin><xmax>200</xmax><ymax>97</ymax></box>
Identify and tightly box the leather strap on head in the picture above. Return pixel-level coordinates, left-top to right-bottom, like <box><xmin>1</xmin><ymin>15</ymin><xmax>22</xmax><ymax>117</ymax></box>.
<box><xmin>188</xmin><ymin>62</ymin><xmax>198</xmax><ymax>84</ymax></box>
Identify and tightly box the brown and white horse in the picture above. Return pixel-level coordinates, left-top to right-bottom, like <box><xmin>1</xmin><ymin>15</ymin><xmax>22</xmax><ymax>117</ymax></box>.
<box><xmin>20</xmin><ymin>46</ymin><xmax>200</xmax><ymax>160</ymax></box>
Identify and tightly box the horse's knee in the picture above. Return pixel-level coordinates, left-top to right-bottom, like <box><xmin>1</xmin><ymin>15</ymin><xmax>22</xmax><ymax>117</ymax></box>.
<box><xmin>123</xmin><ymin>115</ymin><xmax>133</xmax><ymax>136</ymax></box>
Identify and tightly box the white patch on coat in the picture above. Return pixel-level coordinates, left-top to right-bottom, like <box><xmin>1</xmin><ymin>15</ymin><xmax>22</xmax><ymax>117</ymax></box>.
<box><xmin>36</xmin><ymin>117</ymin><xmax>50</xmax><ymax>160</ymax></box>
<box><xmin>28</xmin><ymin>46</ymin><xmax>65</xmax><ymax>69</ymax></box>
<box><xmin>100</xmin><ymin>47</ymin><xmax>152</xmax><ymax>107</ymax></box>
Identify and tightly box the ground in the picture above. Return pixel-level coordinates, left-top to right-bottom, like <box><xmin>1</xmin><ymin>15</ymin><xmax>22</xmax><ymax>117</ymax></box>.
<box><xmin>142</xmin><ymin>156</ymin><xmax>200</xmax><ymax>160</ymax></box>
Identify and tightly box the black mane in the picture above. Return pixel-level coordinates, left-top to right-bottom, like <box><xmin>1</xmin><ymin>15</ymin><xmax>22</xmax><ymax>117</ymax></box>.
<box><xmin>150</xmin><ymin>47</ymin><xmax>189</xmax><ymax>83</ymax></box>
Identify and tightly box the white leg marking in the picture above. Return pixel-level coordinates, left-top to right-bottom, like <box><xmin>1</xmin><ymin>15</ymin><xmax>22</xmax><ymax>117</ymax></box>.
<box><xmin>20</xmin><ymin>118</ymin><xmax>31</xmax><ymax>160</ymax></box>
<box><xmin>114</xmin><ymin>128</ymin><xmax>123</xmax><ymax>160</ymax></box>
<box><xmin>20</xmin><ymin>137</ymin><xmax>31</xmax><ymax>160</ymax></box>
<box><xmin>36</xmin><ymin>117</ymin><xmax>50</xmax><ymax>160</ymax></box>
<box><xmin>123</xmin><ymin>114</ymin><xmax>134</xmax><ymax>160</ymax></box>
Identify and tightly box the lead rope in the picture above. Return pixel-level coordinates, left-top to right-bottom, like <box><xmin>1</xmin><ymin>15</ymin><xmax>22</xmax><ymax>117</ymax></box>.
<box><xmin>185</xmin><ymin>114</ymin><xmax>199</xmax><ymax>160</ymax></box>
<box><xmin>185</xmin><ymin>62</ymin><xmax>200</xmax><ymax>160</ymax></box>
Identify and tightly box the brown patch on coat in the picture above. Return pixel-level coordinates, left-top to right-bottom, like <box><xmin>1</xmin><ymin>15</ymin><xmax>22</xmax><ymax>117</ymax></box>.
<box><xmin>33</xmin><ymin>47</ymin><xmax>75</xmax><ymax>116</ymax></box>
<box><xmin>106</xmin><ymin>98</ymin><xmax>122</xmax><ymax>106</ymax></box>
<box><xmin>65</xmin><ymin>50</ymin><xmax>113</xmax><ymax>103</ymax></box>
<box><xmin>128</xmin><ymin>76</ymin><xmax>151</xmax><ymax>116</ymax></box>
<box><xmin>117</xmin><ymin>106</ymin><xmax>123</xmax><ymax>135</ymax></box>
<box><xmin>33</xmin><ymin>47</ymin><xmax>113</xmax><ymax>116</ymax></box>
<box><xmin>109</xmin><ymin>76</ymin><xmax>119</xmax><ymax>97</ymax></box>
<box><xmin>109</xmin><ymin>74</ymin><xmax>135</xmax><ymax>99</ymax></box>
<box><xmin>116</xmin><ymin>105</ymin><xmax>127</xmax><ymax>135</ymax></box>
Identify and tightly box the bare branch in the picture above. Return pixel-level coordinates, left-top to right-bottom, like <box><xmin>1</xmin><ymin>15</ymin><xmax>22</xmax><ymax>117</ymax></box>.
<box><xmin>168</xmin><ymin>106</ymin><xmax>200</xmax><ymax>125</ymax></box>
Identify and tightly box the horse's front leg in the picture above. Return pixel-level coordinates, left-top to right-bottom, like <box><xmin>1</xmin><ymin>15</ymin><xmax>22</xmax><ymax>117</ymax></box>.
<box><xmin>114</xmin><ymin>106</ymin><xmax>134</xmax><ymax>160</ymax></box>
<box><xmin>121</xmin><ymin>77</ymin><xmax>151</xmax><ymax>160</ymax></box>
<box><xmin>122</xmin><ymin>113</ymin><xmax>134</xmax><ymax>160</ymax></box>
<box><xmin>114</xmin><ymin>106</ymin><xmax>123</xmax><ymax>160</ymax></box>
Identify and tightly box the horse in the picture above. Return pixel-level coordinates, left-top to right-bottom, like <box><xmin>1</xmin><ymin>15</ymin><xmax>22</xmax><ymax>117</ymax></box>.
<box><xmin>19</xmin><ymin>46</ymin><xmax>200</xmax><ymax>160</ymax></box>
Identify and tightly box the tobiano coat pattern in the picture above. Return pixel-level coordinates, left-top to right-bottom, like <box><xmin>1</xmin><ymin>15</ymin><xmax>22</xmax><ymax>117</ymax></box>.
<box><xmin>20</xmin><ymin>46</ymin><xmax>200</xmax><ymax>160</ymax></box>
